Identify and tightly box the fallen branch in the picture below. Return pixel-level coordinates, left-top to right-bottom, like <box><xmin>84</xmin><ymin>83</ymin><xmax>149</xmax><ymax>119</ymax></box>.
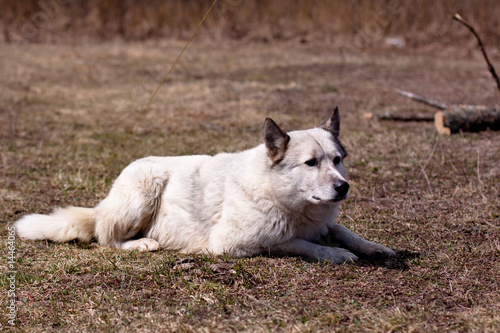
<box><xmin>396</xmin><ymin>90</ymin><xmax>448</xmax><ymax>110</ymax></box>
<box><xmin>371</xmin><ymin>14</ymin><xmax>500</xmax><ymax>135</ymax></box>
<box><xmin>363</xmin><ymin>109</ymin><xmax>435</xmax><ymax>122</ymax></box>
<box><xmin>392</xmin><ymin>90</ymin><xmax>500</xmax><ymax>135</ymax></box>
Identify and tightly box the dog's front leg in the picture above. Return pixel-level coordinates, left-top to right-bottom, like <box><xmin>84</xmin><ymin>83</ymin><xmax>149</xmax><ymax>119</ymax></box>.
<box><xmin>270</xmin><ymin>238</ymin><xmax>358</xmax><ymax>264</ymax></box>
<box><xmin>328</xmin><ymin>224</ymin><xmax>396</xmax><ymax>257</ymax></box>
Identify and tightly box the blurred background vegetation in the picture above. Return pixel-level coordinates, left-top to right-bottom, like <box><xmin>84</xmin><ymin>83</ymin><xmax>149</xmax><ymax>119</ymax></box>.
<box><xmin>1</xmin><ymin>0</ymin><xmax>499</xmax><ymax>46</ymax></box>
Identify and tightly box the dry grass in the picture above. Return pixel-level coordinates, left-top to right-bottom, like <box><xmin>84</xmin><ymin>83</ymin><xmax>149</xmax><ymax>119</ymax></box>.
<box><xmin>2</xmin><ymin>0</ymin><xmax>500</xmax><ymax>45</ymax></box>
<box><xmin>1</xmin><ymin>34</ymin><xmax>500</xmax><ymax>331</ymax></box>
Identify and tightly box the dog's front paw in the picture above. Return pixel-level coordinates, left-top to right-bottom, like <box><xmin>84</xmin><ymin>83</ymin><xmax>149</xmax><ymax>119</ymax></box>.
<box><xmin>374</xmin><ymin>246</ymin><xmax>397</xmax><ymax>258</ymax></box>
<box><xmin>333</xmin><ymin>248</ymin><xmax>359</xmax><ymax>264</ymax></box>
<box><xmin>316</xmin><ymin>247</ymin><xmax>359</xmax><ymax>264</ymax></box>
<box><xmin>360</xmin><ymin>241</ymin><xmax>397</xmax><ymax>258</ymax></box>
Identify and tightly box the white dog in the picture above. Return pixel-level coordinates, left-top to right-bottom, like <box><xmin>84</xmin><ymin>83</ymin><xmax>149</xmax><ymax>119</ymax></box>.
<box><xmin>15</xmin><ymin>108</ymin><xmax>396</xmax><ymax>263</ymax></box>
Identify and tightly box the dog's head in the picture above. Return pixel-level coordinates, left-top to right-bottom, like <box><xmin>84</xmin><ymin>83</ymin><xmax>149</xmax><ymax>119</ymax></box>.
<box><xmin>264</xmin><ymin>107</ymin><xmax>349</xmax><ymax>208</ymax></box>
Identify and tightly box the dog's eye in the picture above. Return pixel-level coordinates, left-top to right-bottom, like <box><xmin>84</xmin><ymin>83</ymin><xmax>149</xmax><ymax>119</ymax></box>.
<box><xmin>333</xmin><ymin>156</ymin><xmax>341</xmax><ymax>165</ymax></box>
<box><xmin>305</xmin><ymin>158</ymin><xmax>318</xmax><ymax>167</ymax></box>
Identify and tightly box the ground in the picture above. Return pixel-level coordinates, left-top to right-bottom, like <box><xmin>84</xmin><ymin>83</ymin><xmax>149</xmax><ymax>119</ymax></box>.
<box><xmin>0</xmin><ymin>39</ymin><xmax>499</xmax><ymax>332</ymax></box>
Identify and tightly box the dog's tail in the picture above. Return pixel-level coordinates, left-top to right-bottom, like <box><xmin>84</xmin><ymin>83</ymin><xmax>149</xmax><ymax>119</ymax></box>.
<box><xmin>15</xmin><ymin>206</ymin><xmax>96</xmax><ymax>243</ymax></box>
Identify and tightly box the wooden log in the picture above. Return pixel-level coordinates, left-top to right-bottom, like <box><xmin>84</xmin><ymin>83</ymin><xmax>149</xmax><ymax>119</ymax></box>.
<box><xmin>396</xmin><ymin>89</ymin><xmax>500</xmax><ymax>134</ymax></box>
<box><xmin>434</xmin><ymin>111</ymin><xmax>450</xmax><ymax>135</ymax></box>
<box><xmin>434</xmin><ymin>106</ymin><xmax>500</xmax><ymax>135</ymax></box>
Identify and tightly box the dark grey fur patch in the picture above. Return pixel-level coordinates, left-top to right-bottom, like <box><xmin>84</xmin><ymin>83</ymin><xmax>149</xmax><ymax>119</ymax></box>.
<box><xmin>320</xmin><ymin>107</ymin><xmax>347</xmax><ymax>158</ymax></box>
<box><xmin>263</xmin><ymin>118</ymin><xmax>290</xmax><ymax>164</ymax></box>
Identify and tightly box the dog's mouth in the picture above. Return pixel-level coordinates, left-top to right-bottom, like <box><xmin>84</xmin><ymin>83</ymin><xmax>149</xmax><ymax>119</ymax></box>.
<box><xmin>311</xmin><ymin>194</ymin><xmax>348</xmax><ymax>203</ymax></box>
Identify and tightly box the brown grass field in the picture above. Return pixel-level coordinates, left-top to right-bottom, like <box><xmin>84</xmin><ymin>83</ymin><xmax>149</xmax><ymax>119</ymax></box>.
<box><xmin>2</xmin><ymin>0</ymin><xmax>500</xmax><ymax>44</ymax></box>
<box><xmin>1</xmin><ymin>2</ymin><xmax>500</xmax><ymax>332</ymax></box>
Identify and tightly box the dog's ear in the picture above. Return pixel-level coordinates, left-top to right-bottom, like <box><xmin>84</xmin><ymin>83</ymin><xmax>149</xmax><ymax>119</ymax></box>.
<box><xmin>320</xmin><ymin>106</ymin><xmax>340</xmax><ymax>137</ymax></box>
<box><xmin>264</xmin><ymin>118</ymin><xmax>290</xmax><ymax>164</ymax></box>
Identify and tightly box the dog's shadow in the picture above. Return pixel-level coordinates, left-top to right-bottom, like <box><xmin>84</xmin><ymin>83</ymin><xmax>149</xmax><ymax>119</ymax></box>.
<box><xmin>301</xmin><ymin>242</ymin><xmax>420</xmax><ymax>270</ymax></box>
<box><xmin>295</xmin><ymin>251</ymin><xmax>420</xmax><ymax>270</ymax></box>
<box><xmin>354</xmin><ymin>250</ymin><xmax>420</xmax><ymax>270</ymax></box>
<box><xmin>269</xmin><ymin>248</ymin><xmax>419</xmax><ymax>270</ymax></box>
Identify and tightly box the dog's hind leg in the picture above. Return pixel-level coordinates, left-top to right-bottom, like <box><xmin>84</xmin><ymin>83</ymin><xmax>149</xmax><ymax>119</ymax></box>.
<box><xmin>94</xmin><ymin>159</ymin><xmax>168</xmax><ymax>250</ymax></box>
<box><xmin>121</xmin><ymin>238</ymin><xmax>160</xmax><ymax>251</ymax></box>
<box><xmin>328</xmin><ymin>224</ymin><xmax>396</xmax><ymax>257</ymax></box>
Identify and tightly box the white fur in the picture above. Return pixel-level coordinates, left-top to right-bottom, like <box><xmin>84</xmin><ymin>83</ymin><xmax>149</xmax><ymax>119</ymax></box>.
<box><xmin>15</xmin><ymin>113</ymin><xmax>396</xmax><ymax>263</ymax></box>
<box><xmin>16</xmin><ymin>207</ymin><xmax>95</xmax><ymax>243</ymax></box>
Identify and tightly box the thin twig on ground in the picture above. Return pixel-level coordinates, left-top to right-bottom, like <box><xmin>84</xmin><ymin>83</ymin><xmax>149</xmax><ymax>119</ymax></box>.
<box><xmin>412</xmin><ymin>154</ymin><xmax>433</xmax><ymax>193</ymax></box>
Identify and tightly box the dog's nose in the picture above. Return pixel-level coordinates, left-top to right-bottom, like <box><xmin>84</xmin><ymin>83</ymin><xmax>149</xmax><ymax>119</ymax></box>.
<box><xmin>334</xmin><ymin>181</ymin><xmax>349</xmax><ymax>199</ymax></box>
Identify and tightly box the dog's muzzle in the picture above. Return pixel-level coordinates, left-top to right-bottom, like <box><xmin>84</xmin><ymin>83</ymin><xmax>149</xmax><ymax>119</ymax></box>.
<box><xmin>311</xmin><ymin>180</ymin><xmax>349</xmax><ymax>203</ymax></box>
<box><xmin>334</xmin><ymin>180</ymin><xmax>349</xmax><ymax>201</ymax></box>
